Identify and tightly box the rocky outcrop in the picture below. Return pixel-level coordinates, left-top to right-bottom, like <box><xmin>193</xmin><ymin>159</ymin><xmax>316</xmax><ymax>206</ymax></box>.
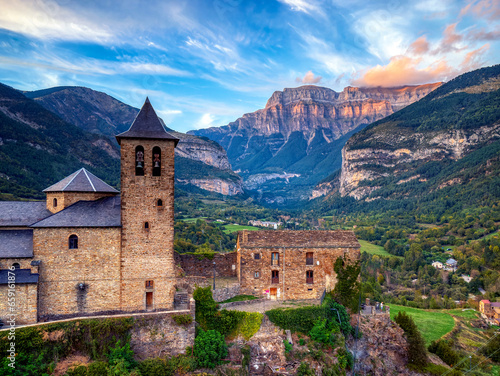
<box><xmin>176</xmin><ymin>178</ymin><xmax>243</xmax><ymax>196</ymax></box>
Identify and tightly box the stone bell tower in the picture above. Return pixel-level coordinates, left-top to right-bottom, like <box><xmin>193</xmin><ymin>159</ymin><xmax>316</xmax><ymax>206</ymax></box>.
<box><xmin>116</xmin><ymin>98</ymin><xmax>179</xmax><ymax>312</ymax></box>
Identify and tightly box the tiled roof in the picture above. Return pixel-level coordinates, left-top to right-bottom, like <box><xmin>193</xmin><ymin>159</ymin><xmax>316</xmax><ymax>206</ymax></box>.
<box><xmin>239</xmin><ymin>230</ymin><xmax>360</xmax><ymax>248</ymax></box>
<box><xmin>0</xmin><ymin>269</ymin><xmax>39</xmax><ymax>284</ymax></box>
<box><xmin>446</xmin><ymin>258</ymin><xmax>457</xmax><ymax>264</ymax></box>
<box><xmin>116</xmin><ymin>98</ymin><xmax>179</xmax><ymax>145</ymax></box>
<box><xmin>43</xmin><ymin>168</ymin><xmax>119</xmax><ymax>193</ymax></box>
<box><xmin>0</xmin><ymin>230</ymin><xmax>33</xmax><ymax>258</ymax></box>
<box><xmin>31</xmin><ymin>196</ymin><xmax>121</xmax><ymax>228</ymax></box>
<box><xmin>0</xmin><ymin>201</ymin><xmax>52</xmax><ymax>227</ymax></box>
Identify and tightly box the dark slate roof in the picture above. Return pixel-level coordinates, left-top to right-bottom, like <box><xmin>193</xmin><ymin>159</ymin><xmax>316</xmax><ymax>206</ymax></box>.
<box><xmin>0</xmin><ymin>202</ymin><xmax>52</xmax><ymax>227</ymax></box>
<box><xmin>239</xmin><ymin>230</ymin><xmax>360</xmax><ymax>248</ymax></box>
<box><xmin>0</xmin><ymin>230</ymin><xmax>33</xmax><ymax>258</ymax></box>
<box><xmin>116</xmin><ymin>98</ymin><xmax>179</xmax><ymax>145</ymax></box>
<box><xmin>0</xmin><ymin>269</ymin><xmax>39</xmax><ymax>284</ymax></box>
<box><xmin>43</xmin><ymin>168</ymin><xmax>119</xmax><ymax>193</ymax></box>
<box><xmin>31</xmin><ymin>196</ymin><xmax>121</xmax><ymax>228</ymax></box>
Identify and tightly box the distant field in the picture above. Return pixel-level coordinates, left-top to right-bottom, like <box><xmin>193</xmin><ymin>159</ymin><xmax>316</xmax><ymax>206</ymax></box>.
<box><xmin>389</xmin><ymin>304</ymin><xmax>455</xmax><ymax>345</ymax></box>
<box><xmin>223</xmin><ymin>224</ymin><xmax>259</xmax><ymax>233</ymax></box>
<box><xmin>358</xmin><ymin>240</ymin><xmax>396</xmax><ymax>257</ymax></box>
<box><xmin>181</xmin><ymin>217</ymin><xmax>207</xmax><ymax>223</ymax></box>
<box><xmin>445</xmin><ymin>308</ymin><xmax>479</xmax><ymax>319</ymax></box>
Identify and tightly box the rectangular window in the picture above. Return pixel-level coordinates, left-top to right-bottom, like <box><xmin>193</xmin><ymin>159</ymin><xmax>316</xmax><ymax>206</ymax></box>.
<box><xmin>254</xmin><ymin>253</ymin><xmax>260</xmax><ymax>260</ymax></box>
<box><xmin>271</xmin><ymin>252</ymin><xmax>279</xmax><ymax>266</ymax></box>
<box><xmin>306</xmin><ymin>252</ymin><xmax>314</xmax><ymax>265</ymax></box>
<box><xmin>145</xmin><ymin>280</ymin><xmax>154</xmax><ymax>289</ymax></box>
<box><xmin>254</xmin><ymin>271</ymin><xmax>260</xmax><ymax>278</ymax></box>
<box><xmin>272</xmin><ymin>270</ymin><xmax>279</xmax><ymax>284</ymax></box>
<box><xmin>306</xmin><ymin>270</ymin><xmax>314</xmax><ymax>284</ymax></box>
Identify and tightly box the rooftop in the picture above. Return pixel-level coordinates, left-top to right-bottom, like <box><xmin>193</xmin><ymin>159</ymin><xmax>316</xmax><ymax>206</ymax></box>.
<box><xmin>238</xmin><ymin>230</ymin><xmax>360</xmax><ymax>248</ymax></box>
<box><xmin>0</xmin><ymin>269</ymin><xmax>39</xmax><ymax>284</ymax></box>
<box><xmin>43</xmin><ymin>168</ymin><xmax>119</xmax><ymax>193</ymax></box>
<box><xmin>31</xmin><ymin>196</ymin><xmax>121</xmax><ymax>228</ymax></box>
<box><xmin>116</xmin><ymin>97</ymin><xmax>179</xmax><ymax>145</ymax></box>
<box><xmin>0</xmin><ymin>201</ymin><xmax>52</xmax><ymax>227</ymax></box>
<box><xmin>0</xmin><ymin>230</ymin><xmax>34</xmax><ymax>258</ymax></box>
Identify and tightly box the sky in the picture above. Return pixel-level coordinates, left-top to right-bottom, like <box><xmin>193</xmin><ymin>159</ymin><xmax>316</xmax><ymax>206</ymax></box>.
<box><xmin>0</xmin><ymin>0</ymin><xmax>498</xmax><ymax>133</ymax></box>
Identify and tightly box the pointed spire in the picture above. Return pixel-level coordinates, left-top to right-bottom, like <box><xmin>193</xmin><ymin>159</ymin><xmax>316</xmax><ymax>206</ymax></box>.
<box><xmin>116</xmin><ymin>98</ymin><xmax>179</xmax><ymax>145</ymax></box>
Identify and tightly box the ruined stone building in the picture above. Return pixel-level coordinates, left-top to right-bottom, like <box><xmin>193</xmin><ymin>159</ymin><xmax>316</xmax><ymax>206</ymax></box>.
<box><xmin>0</xmin><ymin>98</ymin><xmax>179</xmax><ymax>324</ymax></box>
<box><xmin>237</xmin><ymin>230</ymin><xmax>360</xmax><ymax>300</ymax></box>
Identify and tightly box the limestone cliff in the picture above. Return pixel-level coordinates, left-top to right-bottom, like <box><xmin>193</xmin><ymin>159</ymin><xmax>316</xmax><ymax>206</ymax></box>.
<box><xmin>335</xmin><ymin>65</ymin><xmax>500</xmax><ymax>201</ymax></box>
<box><xmin>191</xmin><ymin>83</ymin><xmax>440</xmax><ymax>202</ymax></box>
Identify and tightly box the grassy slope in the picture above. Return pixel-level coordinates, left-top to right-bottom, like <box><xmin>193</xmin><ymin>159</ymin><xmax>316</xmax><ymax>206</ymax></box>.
<box><xmin>388</xmin><ymin>304</ymin><xmax>455</xmax><ymax>345</ymax></box>
<box><xmin>223</xmin><ymin>224</ymin><xmax>259</xmax><ymax>233</ymax></box>
<box><xmin>359</xmin><ymin>240</ymin><xmax>397</xmax><ymax>258</ymax></box>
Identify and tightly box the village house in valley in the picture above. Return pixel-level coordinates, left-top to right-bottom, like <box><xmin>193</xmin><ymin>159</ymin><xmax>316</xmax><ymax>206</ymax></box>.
<box><xmin>237</xmin><ymin>230</ymin><xmax>360</xmax><ymax>300</ymax></box>
<box><xmin>0</xmin><ymin>98</ymin><xmax>179</xmax><ymax>324</ymax></box>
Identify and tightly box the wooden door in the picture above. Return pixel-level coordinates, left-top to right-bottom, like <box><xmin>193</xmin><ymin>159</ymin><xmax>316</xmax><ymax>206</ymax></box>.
<box><xmin>146</xmin><ymin>292</ymin><xmax>153</xmax><ymax>310</ymax></box>
<box><xmin>270</xmin><ymin>288</ymin><xmax>277</xmax><ymax>300</ymax></box>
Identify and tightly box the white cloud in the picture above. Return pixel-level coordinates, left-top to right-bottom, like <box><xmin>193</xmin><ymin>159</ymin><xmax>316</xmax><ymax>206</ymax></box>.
<box><xmin>196</xmin><ymin>113</ymin><xmax>216</xmax><ymax>129</ymax></box>
<box><xmin>0</xmin><ymin>0</ymin><xmax>114</xmax><ymax>43</ymax></box>
<box><xmin>278</xmin><ymin>0</ymin><xmax>324</xmax><ymax>16</ymax></box>
<box><xmin>296</xmin><ymin>70</ymin><xmax>322</xmax><ymax>84</ymax></box>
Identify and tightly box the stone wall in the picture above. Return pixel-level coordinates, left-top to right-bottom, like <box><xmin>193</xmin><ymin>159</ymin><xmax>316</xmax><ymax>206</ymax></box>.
<box><xmin>33</xmin><ymin>227</ymin><xmax>122</xmax><ymax>321</ymax></box>
<box><xmin>213</xmin><ymin>283</ymin><xmax>240</xmax><ymax>302</ymax></box>
<box><xmin>237</xmin><ymin>246</ymin><xmax>360</xmax><ymax>300</ymax></box>
<box><xmin>0</xmin><ymin>283</ymin><xmax>38</xmax><ymax>325</ymax></box>
<box><xmin>175</xmin><ymin>252</ymin><xmax>237</xmax><ymax>278</ymax></box>
<box><xmin>120</xmin><ymin>139</ymin><xmax>177</xmax><ymax>313</ymax></box>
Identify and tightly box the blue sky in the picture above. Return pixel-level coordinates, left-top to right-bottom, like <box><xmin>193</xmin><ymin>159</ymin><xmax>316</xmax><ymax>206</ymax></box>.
<box><xmin>0</xmin><ymin>0</ymin><xmax>498</xmax><ymax>133</ymax></box>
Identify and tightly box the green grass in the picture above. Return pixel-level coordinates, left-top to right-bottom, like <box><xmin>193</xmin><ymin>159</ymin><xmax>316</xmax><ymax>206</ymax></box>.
<box><xmin>220</xmin><ymin>295</ymin><xmax>258</xmax><ymax>304</ymax></box>
<box><xmin>445</xmin><ymin>309</ymin><xmax>479</xmax><ymax>319</ymax></box>
<box><xmin>223</xmin><ymin>224</ymin><xmax>259</xmax><ymax>234</ymax></box>
<box><xmin>181</xmin><ymin>217</ymin><xmax>207</xmax><ymax>223</ymax></box>
<box><xmin>389</xmin><ymin>304</ymin><xmax>455</xmax><ymax>345</ymax></box>
<box><xmin>358</xmin><ymin>240</ymin><xmax>398</xmax><ymax>258</ymax></box>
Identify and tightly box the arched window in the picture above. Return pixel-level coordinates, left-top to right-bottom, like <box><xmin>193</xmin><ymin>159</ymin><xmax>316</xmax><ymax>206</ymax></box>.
<box><xmin>53</xmin><ymin>198</ymin><xmax>58</xmax><ymax>208</ymax></box>
<box><xmin>135</xmin><ymin>146</ymin><xmax>145</xmax><ymax>176</ymax></box>
<box><xmin>12</xmin><ymin>263</ymin><xmax>20</xmax><ymax>269</ymax></box>
<box><xmin>152</xmin><ymin>146</ymin><xmax>161</xmax><ymax>176</ymax></box>
<box><xmin>69</xmin><ymin>234</ymin><xmax>78</xmax><ymax>249</ymax></box>
<box><xmin>157</xmin><ymin>199</ymin><xmax>163</xmax><ymax>207</ymax></box>
<box><xmin>144</xmin><ymin>222</ymin><xmax>149</xmax><ymax>230</ymax></box>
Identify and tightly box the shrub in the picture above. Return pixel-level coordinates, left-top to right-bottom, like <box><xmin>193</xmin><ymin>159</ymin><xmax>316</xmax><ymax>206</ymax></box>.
<box><xmin>172</xmin><ymin>314</ymin><xmax>193</xmax><ymax>326</ymax></box>
<box><xmin>137</xmin><ymin>358</ymin><xmax>169</xmax><ymax>376</ymax></box>
<box><xmin>309</xmin><ymin>319</ymin><xmax>340</xmax><ymax>346</ymax></box>
<box><xmin>336</xmin><ymin>347</ymin><xmax>353</xmax><ymax>370</ymax></box>
<box><xmin>108</xmin><ymin>340</ymin><xmax>137</xmax><ymax>371</ymax></box>
<box><xmin>87</xmin><ymin>361</ymin><xmax>109</xmax><ymax>376</ymax></box>
<box><xmin>283</xmin><ymin>339</ymin><xmax>293</xmax><ymax>353</ymax></box>
<box><xmin>194</xmin><ymin>330</ymin><xmax>228</xmax><ymax>369</ymax></box>
<box><xmin>297</xmin><ymin>362</ymin><xmax>315</xmax><ymax>376</ymax></box>
<box><xmin>428</xmin><ymin>340</ymin><xmax>460</xmax><ymax>366</ymax></box>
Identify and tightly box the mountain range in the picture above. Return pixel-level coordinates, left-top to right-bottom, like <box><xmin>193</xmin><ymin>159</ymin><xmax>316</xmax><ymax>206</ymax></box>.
<box><xmin>191</xmin><ymin>83</ymin><xmax>441</xmax><ymax>203</ymax></box>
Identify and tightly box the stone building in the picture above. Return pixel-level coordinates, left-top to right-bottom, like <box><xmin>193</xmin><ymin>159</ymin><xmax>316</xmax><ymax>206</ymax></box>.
<box><xmin>0</xmin><ymin>98</ymin><xmax>179</xmax><ymax>324</ymax></box>
<box><xmin>236</xmin><ymin>230</ymin><xmax>360</xmax><ymax>300</ymax></box>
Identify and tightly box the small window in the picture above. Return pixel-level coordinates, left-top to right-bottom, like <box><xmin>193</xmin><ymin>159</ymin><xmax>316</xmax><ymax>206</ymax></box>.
<box><xmin>145</xmin><ymin>280</ymin><xmax>154</xmax><ymax>289</ymax></box>
<box><xmin>69</xmin><ymin>234</ymin><xmax>78</xmax><ymax>249</ymax></box>
<box><xmin>157</xmin><ymin>199</ymin><xmax>163</xmax><ymax>207</ymax></box>
<box><xmin>144</xmin><ymin>222</ymin><xmax>149</xmax><ymax>230</ymax></box>
<box><xmin>306</xmin><ymin>270</ymin><xmax>314</xmax><ymax>284</ymax></box>
<box><xmin>306</xmin><ymin>252</ymin><xmax>314</xmax><ymax>265</ymax></box>
<box><xmin>254</xmin><ymin>253</ymin><xmax>260</xmax><ymax>260</ymax></box>
<box><xmin>272</xmin><ymin>270</ymin><xmax>279</xmax><ymax>283</ymax></box>
<box><xmin>135</xmin><ymin>146</ymin><xmax>145</xmax><ymax>176</ymax></box>
<box><xmin>152</xmin><ymin>146</ymin><xmax>161</xmax><ymax>176</ymax></box>
<box><xmin>53</xmin><ymin>198</ymin><xmax>58</xmax><ymax>207</ymax></box>
<box><xmin>254</xmin><ymin>271</ymin><xmax>260</xmax><ymax>278</ymax></box>
<box><xmin>271</xmin><ymin>252</ymin><xmax>279</xmax><ymax>266</ymax></box>
<box><xmin>12</xmin><ymin>263</ymin><xmax>20</xmax><ymax>269</ymax></box>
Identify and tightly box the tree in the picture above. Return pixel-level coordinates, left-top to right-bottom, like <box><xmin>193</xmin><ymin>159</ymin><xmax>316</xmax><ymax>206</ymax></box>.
<box><xmin>194</xmin><ymin>329</ymin><xmax>228</xmax><ymax>369</ymax></box>
<box><xmin>393</xmin><ymin>311</ymin><xmax>428</xmax><ymax>370</ymax></box>
<box><xmin>332</xmin><ymin>256</ymin><xmax>360</xmax><ymax>310</ymax></box>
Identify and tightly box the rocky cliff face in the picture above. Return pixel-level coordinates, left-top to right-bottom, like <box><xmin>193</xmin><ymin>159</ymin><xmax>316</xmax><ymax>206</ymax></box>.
<box><xmin>191</xmin><ymin>83</ymin><xmax>440</xmax><ymax>203</ymax></box>
<box><xmin>26</xmin><ymin>86</ymin><xmax>240</xmax><ymax>195</ymax></box>
<box><xmin>334</xmin><ymin>65</ymin><xmax>500</xmax><ymax>201</ymax></box>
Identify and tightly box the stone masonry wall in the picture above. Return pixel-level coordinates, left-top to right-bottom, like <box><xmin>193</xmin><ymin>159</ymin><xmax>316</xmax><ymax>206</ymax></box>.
<box><xmin>175</xmin><ymin>252</ymin><xmax>237</xmax><ymax>277</ymax></box>
<box><xmin>120</xmin><ymin>139</ymin><xmax>177</xmax><ymax>312</ymax></box>
<box><xmin>0</xmin><ymin>283</ymin><xmax>38</xmax><ymax>325</ymax></box>
<box><xmin>238</xmin><ymin>246</ymin><xmax>360</xmax><ymax>300</ymax></box>
<box><xmin>46</xmin><ymin>192</ymin><xmax>116</xmax><ymax>213</ymax></box>
<box><xmin>33</xmin><ymin>227</ymin><xmax>122</xmax><ymax>320</ymax></box>
<box><xmin>213</xmin><ymin>283</ymin><xmax>240</xmax><ymax>302</ymax></box>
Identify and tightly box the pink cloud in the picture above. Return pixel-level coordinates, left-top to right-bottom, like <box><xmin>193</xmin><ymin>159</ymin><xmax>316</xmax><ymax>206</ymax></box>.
<box><xmin>408</xmin><ymin>36</ymin><xmax>430</xmax><ymax>55</ymax></box>
<box><xmin>459</xmin><ymin>0</ymin><xmax>500</xmax><ymax>20</ymax></box>
<box><xmin>296</xmin><ymin>70</ymin><xmax>322</xmax><ymax>84</ymax></box>
<box><xmin>352</xmin><ymin>56</ymin><xmax>453</xmax><ymax>87</ymax></box>
<box><xmin>461</xmin><ymin>44</ymin><xmax>490</xmax><ymax>72</ymax></box>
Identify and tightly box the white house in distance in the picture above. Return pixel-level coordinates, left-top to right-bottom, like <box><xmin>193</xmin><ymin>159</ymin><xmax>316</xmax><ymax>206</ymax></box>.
<box><xmin>446</xmin><ymin>258</ymin><xmax>458</xmax><ymax>271</ymax></box>
<box><xmin>432</xmin><ymin>261</ymin><xmax>444</xmax><ymax>269</ymax></box>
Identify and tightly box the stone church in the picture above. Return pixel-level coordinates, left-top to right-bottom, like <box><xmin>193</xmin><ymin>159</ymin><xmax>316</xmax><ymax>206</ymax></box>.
<box><xmin>0</xmin><ymin>98</ymin><xmax>179</xmax><ymax>325</ymax></box>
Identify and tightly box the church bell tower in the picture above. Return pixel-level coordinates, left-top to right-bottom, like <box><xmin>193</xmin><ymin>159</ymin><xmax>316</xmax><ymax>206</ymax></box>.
<box><xmin>116</xmin><ymin>98</ymin><xmax>179</xmax><ymax>312</ymax></box>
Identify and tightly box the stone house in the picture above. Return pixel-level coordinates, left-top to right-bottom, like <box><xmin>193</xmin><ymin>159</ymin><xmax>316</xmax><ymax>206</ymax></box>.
<box><xmin>431</xmin><ymin>261</ymin><xmax>443</xmax><ymax>269</ymax></box>
<box><xmin>0</xmin><ymin>98</ymin><xmax>179</xmax><ymax>325</ymax></box>
<box><xmin>236</xmin><ymin>230</ymin><xmax>360</xmax><ymax>300</ymax></box>
<box><xmin>446</xmin><ymin>258</ymin><xmax>458</xmax><ymax>271</ymax></box>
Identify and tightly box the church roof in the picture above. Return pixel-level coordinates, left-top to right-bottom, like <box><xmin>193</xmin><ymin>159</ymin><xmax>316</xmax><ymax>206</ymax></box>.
<box><xmin>0</xmin><ymin>230</ymin><xmax>34</xmax><ymax>258</ymax></box>
<box><xmin>0</xmin><ymin>201</ymin><xmax>52</xmax><ymax>227</ymax></box>
<box><xmin>31</xmin><ymin>196</ymin><xmax>121</xmax><ymax>228</ymax></box>
<box><xmin>116</xmin><ymin>98</ymin><xmax>179</xmax><ymax>145</ymax></box>
<box><xmin>238</xmin><ymin>230</ymin><xmax>360</xmax><ymax>248</ymax></box>
<box><xmin>43</xmin><ymin>168</ymin><xmax>119</xmax><ymax>193</ymax></box>
<box><xmin>0</xmin><ymin>269</ymin><xmax>39</xmax><ymax>284</ymax></box>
